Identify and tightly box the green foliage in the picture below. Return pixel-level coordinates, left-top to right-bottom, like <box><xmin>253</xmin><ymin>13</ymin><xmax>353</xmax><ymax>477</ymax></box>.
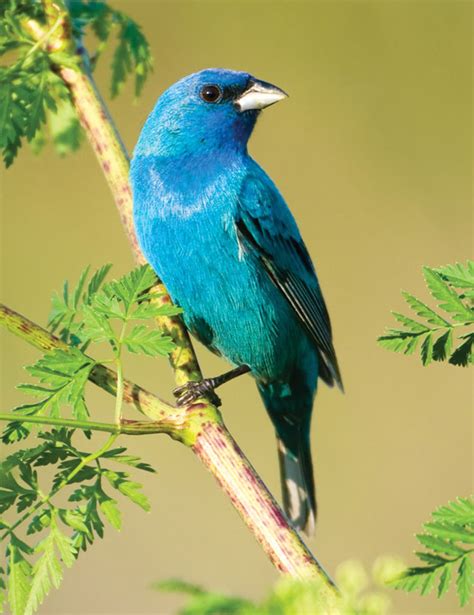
<box><xmin>0</xmin><ymin>0</ymin><xmax>152</xmax><ymax>167</ymax></box>
<box><xmin>1</xmin><ymin>430</ymin><xmax>155</xmax><ymax>614</ymax></box>
<box><xmin>0</xmin><ymin>1</ymin><xmax>80</xmax><ymax>166</ymax></box>
<box><xmin>1</xmin><ymin>264</ymin><xmax>178</xmax><ymax>614</ymax></box>
<box><xmin>3</xmin><ymin>264</ymin><xmax>178</xmax><ymax>444</ymax></box>
<box><xmin>154</xmin><ymin>558</ymin><xmax>398</xmax><ymax>615</ymax></box>
<box><xmin>70</xmin><ymin>0</ymin><xmax>153</xmax><ymax>98</ymax></box>
<box><xmin>378</xmin><ymin>261</ymin><xmax>473</xmax><ymax>366</ymax></box>
<box><xmin>48</xmin><ymin>263</ymin><xmax>180</xmax><ymax>351</ymax></box>
<box><xmin>3</xmin><ymin>348</ymin><xmax>94</xmax><ymax>444</ymax></box>
<box><xmin>389</xmin><ymin>497</ymin><xmax>474</xmax><ymax>607</ymax></box>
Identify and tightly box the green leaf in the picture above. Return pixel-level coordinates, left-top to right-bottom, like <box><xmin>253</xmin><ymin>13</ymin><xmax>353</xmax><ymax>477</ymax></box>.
<box><xmin>421</xmin><ymin>333</ymin><xmax>433</xmax><ymax>366</ymax></box>
<box><xmin>391</xmin><ymin>312</ymin><xmax>430</xmax><ymax>333</ymax></box>
<box><xmin>68</xmin><ymin>483</ymin><xmax>105</xmax><ymax>548</ymax></box>
<box><xmin>101</xmin><ymin>448</ymin><xmax>155</xmax><ymax>473</ymax></box>
<box><xmin>394</xmin><ymin>497</ymin><xmax>474</xmax><ymax>607</ymax></box>
<box><xmin>424</xmin><ymin>267</ymin><xmax>474</xmax><ymax>324</ymax></box>
<box><xmin>153</xmin><ymin>579</ymin><xmax>255</xmax><ymax>615</ymax></box>
<box><xmin>416</xmin><ymin>552</ymin><xmax>447</xmax><ymax>565</ymax></box>
<box><xmin>89</xmin><ymin>292</ymin><xmax>124</xmax><ymax>320</ymax></box>
<box><xmin>0</xmin><ymin>457</ymin><xmax>39</xmax><ymax>514</ymax></box>
<box><xmin>24</xmin><ymin>515</ymin><xmax>76</xmax><ymax>615</ymax></box>
<box><xmin>0</xmin><ymin>486</ymin><xmax>17</xmax><ymax>514</ymax></box>
<box><xmin>3</xmin><ymin>348</ymin><xmax>94</xmax><ymax>441</ymax></box>
<box><xmin>423</xmin><ymin>521</ymin><xmax>474</xmax><ymax>544</ymax></box>
<box><xmin>117</xmin><ymin>480</ymin><xmax>150</xmax><ymax>511</ymax></box>
<box><xmin>417</xmin><ymin>533</ymin><xmax>466</xmax><ymax>557</ymax></box>
<box><xmin>48</xmin><ymin>265</ymin><xmax>112</xmax><ymax>339</ymax></box>
<box><xmin>51</xmin><ymin>521</ymin><xmax>76</xmax><ymax>568</ymax></box>
<box><xmin>457</xmin><ymin>555</ymin><xmax>473</xmax><ymax>607</ymax></box>
<box><xmin>153</xmin><ymin>579</ymin><xmax>206</xmax><ymax>596</ymax></box>
<box><xmin>107</xmin><ymin>265</ymin><xmax>157</xmax><ymax>312</ymax></box>
<box><xmin>7</xmin><ymin>538</ymin><xmax>32</xmax><ymax>615</ymax></box>
<box><xmin>84</xmin><ymin>264</ymin><xmax>113</xmax><ymax>304</ymax></box>
<box><xmin>99</xmin><ymin>496</ymin><xmax>121</xmax><ymax>530</ymax></box>
<box><xmin>58</xmin><ymin>508</ymin><xmax>90</xmax><ymax>536</ymax></box>
<box><xmin>449</xmin><ymin>335</ymin><xmax>473</xmax><ymax>367</ymax></box>
<box><xmin>131</xmin><ymin>301</ymin><xmax>182</xmax><ymax>320</ymax></box>
<box><xmin>110</xmin><ymin>14</ymin><xmax>152</xmax><ymax>98</ymax></box>
<box><xmin>380</xmin><ymin>263</ymin><xmax>474</xmax><ymax>367</ymax></box>
<box><xmin>71</xmin><ymin>267</ymin><xmax>90</xmax><ymax>311</ymax></box>
<box><xmin>401</xmin><ymin>291</ymin><xmax>450</xmax><ymax>327</ymax></box>
<box><xmin>390</xmin><ymin>567</ymin><xmax>433</xmax><ymax>593</ymax></box>
<box><xmin>0</xmin><ymin>51</ymin><xmax>58</xmax><ymax>167</ymax></box>
<box><xmin>103</xmin><ymin>470</ymin><xmax>151</xmax><ymax>511</ymax></box>
<box><xmin>420</xmin><ymin>568</ymin><xmax>438</xmax><ymax>596</ymax></box>
<box><xmin>110</xmin><ymin>28</ymin><xmax>131</xmax><ymax>98</ymax></box>
<box><xmin>25</xmin><ymin>70</ymin><xmax>47</xmax><ymax>141</ymax></box>
<box><xmin>82</xmin><ymin>304</ymin><xmax>116</xmax><ymax>343</ymax></box>
<box><xmin>123</xmin><ymin>324</ymin><xmax>174</xmax><ymax>356</ymax></box>
<box><xmin>377</xmin><ymin>331</ymin><xmax>421</xmax><ymax>355</ymax></box>
<box><xmin>433</xmin><ymin>497</ymin><xmax>474</xmax><ymax>525</ymax></box>
<box><xmin>0</xmin><ymin>79</ymin><xmax>22</xmax><ymax>166</ymax></box>
<box><xmin>435</xmin><ymin>261</ymin><xmax>474</xmax><ymax>289</ymax></box>
<box><xmin>27</xmin><ymin>510</ymin><xmax>52</xmax><ymax>536</ymax></box>
<box><xmin>437</xmin><ymin>562</ymin><xmax>453</xmax><ymax>598</ymax></box>
<box><xmin>432</xmin><ymin>329</ymin><xmax>453</xmax><ymax>362</ymax></box>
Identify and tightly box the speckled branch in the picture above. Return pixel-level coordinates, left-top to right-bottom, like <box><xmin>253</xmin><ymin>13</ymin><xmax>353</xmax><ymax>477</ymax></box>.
<box><xmin>13</xmin><ymin>2</ymin><xmax>339</xmax><ymax>591</ymax></box>
<box><xmin>1</xmin><ymin>302</ymin><xmax>337</xmax><ymax>587</ymax></box>
<box><xmin>0</xmin><ymin>303</ymin><xmax>190</xmax><ymax>441</ymax></box>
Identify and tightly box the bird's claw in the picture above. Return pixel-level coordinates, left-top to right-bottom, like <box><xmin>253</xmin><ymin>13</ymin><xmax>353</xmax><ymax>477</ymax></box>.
<box><xmin>173</xmin><ymin>380</ymin><xmax>222</xmax><ymax>407</ymax></box>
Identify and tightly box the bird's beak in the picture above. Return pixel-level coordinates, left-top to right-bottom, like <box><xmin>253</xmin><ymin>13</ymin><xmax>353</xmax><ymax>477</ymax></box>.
<box><xmin>235</xmin><ymin>78</ymin><xmax>288</xmax><ymax>112</ymax></box>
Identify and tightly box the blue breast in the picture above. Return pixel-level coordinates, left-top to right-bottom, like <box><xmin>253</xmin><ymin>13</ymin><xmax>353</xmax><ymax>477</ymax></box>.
<box><xmin>131</xmin><ymin>153</ymin><xmax>313</xmax><ymax>381</ymax></box>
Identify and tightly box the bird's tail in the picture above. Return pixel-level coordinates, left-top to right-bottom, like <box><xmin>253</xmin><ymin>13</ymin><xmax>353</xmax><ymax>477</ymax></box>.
<box><xmin>258</xmin><ymin>379</ymin><xmax>317</xmax><ymax>536</ymax></box>
<box><xmin>277</xmin><ymin>430</ymin><xmax>316</xmax><ymax>536</ymax></box>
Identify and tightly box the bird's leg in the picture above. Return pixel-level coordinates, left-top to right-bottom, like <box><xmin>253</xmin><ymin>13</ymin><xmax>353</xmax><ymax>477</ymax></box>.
<box><xmin>173</xmin><ymin>365</ymin><xmax>251</xmax><ymax>407</ymax></box>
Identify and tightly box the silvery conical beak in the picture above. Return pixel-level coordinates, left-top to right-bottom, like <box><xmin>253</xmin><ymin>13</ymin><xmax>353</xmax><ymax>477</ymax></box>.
<box><xmin>235</xmin><ymin>78</ymin><xmax>288</xmax><ymax>112</ymax></box>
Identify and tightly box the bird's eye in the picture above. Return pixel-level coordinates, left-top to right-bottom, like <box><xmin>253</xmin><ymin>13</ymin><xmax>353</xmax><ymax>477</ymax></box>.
<box><xmin>200</xmin><ymin>85</ymin><xmax>222</xmax><ymax>103</ymax></box>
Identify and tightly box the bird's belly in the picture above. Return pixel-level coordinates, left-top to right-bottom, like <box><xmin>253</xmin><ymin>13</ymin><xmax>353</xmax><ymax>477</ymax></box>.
<box><xmin>138</xmin><ymin>215</ymin><xmax>309</xmax><ymax>380</ymax></box>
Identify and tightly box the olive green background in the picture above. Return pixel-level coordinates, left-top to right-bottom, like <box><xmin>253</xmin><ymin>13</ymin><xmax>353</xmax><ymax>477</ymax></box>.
<box><xmin>1</xmin><ymin>1</ymin><xmax>472</xmax><ymax>614</ymax></box>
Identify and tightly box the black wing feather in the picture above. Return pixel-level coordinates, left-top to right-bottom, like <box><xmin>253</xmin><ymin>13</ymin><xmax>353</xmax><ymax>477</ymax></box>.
<box><xmin>236</xmin><ymin>217</ymin><xmax>343</xmax><ymax>391</ymax></box>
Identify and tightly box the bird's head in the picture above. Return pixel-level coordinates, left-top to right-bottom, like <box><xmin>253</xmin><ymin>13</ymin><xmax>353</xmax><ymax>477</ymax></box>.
<box><xmin>133</xmin><ymin>68</ymin><xmax>287</xmax><ymax>158</ymax></box>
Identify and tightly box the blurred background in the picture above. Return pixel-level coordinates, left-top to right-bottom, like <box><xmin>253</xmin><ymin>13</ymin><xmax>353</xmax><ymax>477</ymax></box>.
<box><xmin>1</xmin><ymin>1</ymin><xmax>472</xmax><ymax>613</ymax></box>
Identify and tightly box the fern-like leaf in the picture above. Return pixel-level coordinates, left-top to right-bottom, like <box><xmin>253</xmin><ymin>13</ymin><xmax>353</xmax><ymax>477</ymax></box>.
<box><xmin>389</xmin><ymin>496</ymin><xmax>474</xmax><ymax>607</ymax></box>
<box><xmin>378</xmin><ymin>262</ymin><xmax>474</xmax><ymax>366</ymax></box>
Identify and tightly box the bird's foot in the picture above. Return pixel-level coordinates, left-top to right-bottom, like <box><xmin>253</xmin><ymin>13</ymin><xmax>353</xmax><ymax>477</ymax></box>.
<box><xmin>173</xmin><ymin>379</ymin><xmax>222</xmax><ymax>407</ymax></box>
<box><xmin>173</xmin><ymin>365</ymin><xmax>250</xmax><ymax>407</ymax></box>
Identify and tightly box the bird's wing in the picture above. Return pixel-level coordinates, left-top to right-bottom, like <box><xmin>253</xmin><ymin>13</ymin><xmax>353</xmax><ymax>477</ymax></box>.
<box><xmin>236</xmin><ymin>168</ymin><xmax>343</xmax><ymax>390</ymax></box>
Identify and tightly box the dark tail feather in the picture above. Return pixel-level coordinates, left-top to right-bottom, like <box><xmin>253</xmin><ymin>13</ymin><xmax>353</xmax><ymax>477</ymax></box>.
<box><xmin>277</xmin><ymin>432</ymin><xmax>316</xmax><ymax>536</ymax></box>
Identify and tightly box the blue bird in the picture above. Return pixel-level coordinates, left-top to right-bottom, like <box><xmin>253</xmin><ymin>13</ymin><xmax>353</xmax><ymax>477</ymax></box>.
<box><xmin>131</xmin><ymin>69</ymin><xmax>342</xmax><ymax>535</ymax></box>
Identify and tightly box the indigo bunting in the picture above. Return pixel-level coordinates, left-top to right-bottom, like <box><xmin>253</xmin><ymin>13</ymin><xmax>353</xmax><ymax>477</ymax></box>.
<box><xmin>131</xmin><ymin>69</ymin><xmax>342</xmax><ymax>535</ymax></box>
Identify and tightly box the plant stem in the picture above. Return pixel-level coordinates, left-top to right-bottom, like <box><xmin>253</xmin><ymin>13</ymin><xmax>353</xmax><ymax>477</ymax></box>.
<box><xmin>0</xmin><ymin>413</ymin><xmax>167</xmax><ymax>436</ymax></box>
<box><xmin>114</xmin><ymin>357</ymin><xmax>124</xmax><ymax>425</ymax></box>
<box><xmin>57</xmin><ymin>433</ymin><xmax>118</xmax><ymax>489</ymax></box>
<box><xmin>22</xmin><ymin>9</ymin><xmax>67</xmax><ymax>61</ymax></box>
<box><xmin>0</xmin><ymin>302</ymin><xmax>184</xmax><ymax>434</ymax></box>
<box><xmin>193</xmin><ymin>422</ymin><xmax>336</xmax><ymax>587</ymax></box>
<box><xmin>1</xmin><ymin>303</ymin><xmax>337</xmax><ymax>584</ymax></box>
<box><xmin>114</xmin><ymin>322</ymin><xmax>127</xmax><ymax>425</ymax></box>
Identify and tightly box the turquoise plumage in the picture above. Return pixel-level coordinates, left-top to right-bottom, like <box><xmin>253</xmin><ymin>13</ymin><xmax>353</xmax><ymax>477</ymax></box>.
<box><xmin>131</xmin><ymin>68</ymin><xmax>342</xmax><ymax>534</ymax></box>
